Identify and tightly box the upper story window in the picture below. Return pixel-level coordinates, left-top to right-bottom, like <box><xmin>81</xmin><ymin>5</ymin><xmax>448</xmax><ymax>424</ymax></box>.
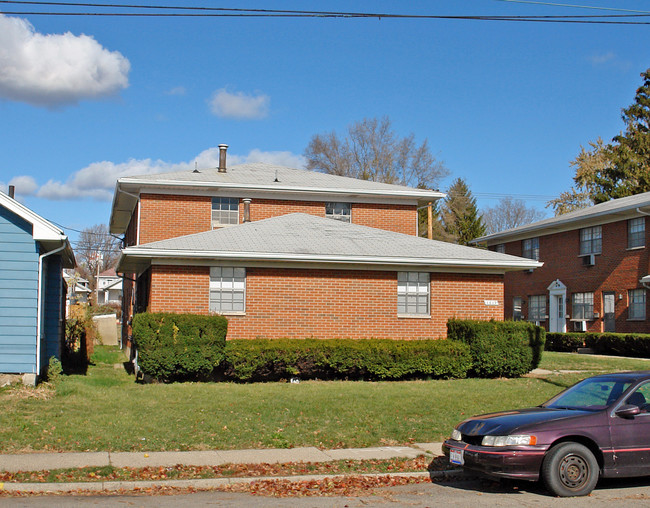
<box><xmin>212</xmin><ymin>198</ymin><xmax>239</xmax><ymax>227</ymax></box>
<box><xmin>628</xmin><ymin>217</ymin><xmax>645</xmax><ymax>249</ymax></box>
<box><xmin>528</xmin><ymin>295</ymin><xmax>546</xmax><ymax>322</ymax></box>
<box><xmin>629</xmin><ymin>288</ymin><xmax>646</xmax><ymax>320</ymax></box>
<box><xmin>397</xmin><ymin>272</ymin><xmax>430</xmax><ymax>316</ymax></box>
<box><xmin>325</xmin><ymin>202</ymin><xmax>351</xmax><ymax>222</ymax></box>
<box><xmin>579</xmin><ymin>226</ymin><xmax>602</xmax><ymax>256</ymax></box>
<box><xmin>495</xmin><ymin>244</ymin><xmax>505</xmax><ymax>254</ymax></box>
<box><xmin>209</xmin><ymin>267</ymin><xmax>246</xmax><ymax>314</ymax></box>
<box><xmin>522</xmin><ymin>238</ymin><xmax>539</xmax><ymax>260</ymax></box>
<box><xmin>572</xmin><ymin>292</ymin><xmax>594</xmax><ymax>320</ymax></box>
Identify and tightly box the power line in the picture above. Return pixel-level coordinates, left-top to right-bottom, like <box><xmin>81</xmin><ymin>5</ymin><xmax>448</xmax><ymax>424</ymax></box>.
<box><xmin>493</xmin><ymin>0</ymin><xmax>650</xmax><ymax>15</ymax></box>
<box><xmin>1</xmin><ymin>1</ymin><xmax>650</xmax><ymax>23</ymax></box>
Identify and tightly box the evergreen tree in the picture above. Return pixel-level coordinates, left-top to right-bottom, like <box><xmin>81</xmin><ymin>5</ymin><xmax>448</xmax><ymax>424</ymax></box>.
<box><xmin>436</xmin><ymin>178</ymin><xmax>486</xmax><ymax>245</ymax></box>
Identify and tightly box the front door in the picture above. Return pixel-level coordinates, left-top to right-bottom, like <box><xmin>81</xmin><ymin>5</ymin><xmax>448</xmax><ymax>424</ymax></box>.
<box><xmin>603</xmin><ymin>292</ymin><xmax>615</xmax><ymax>332</ymax></box>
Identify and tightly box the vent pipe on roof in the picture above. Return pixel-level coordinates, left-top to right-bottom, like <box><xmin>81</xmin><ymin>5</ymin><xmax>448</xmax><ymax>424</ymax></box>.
<box><xmin>218</xmin><ymin>144</ymin><xmax>228</xmax><ymax>173</ymax></box>
<box><xmin>243</xmin><ymin>198</ymin><xmax>251</xmax><ymax>222</ymax></box>
<box><xmin>8</xmin><ymin>185</ymin><xmax>15</xmax><ymax>199</ymax></box>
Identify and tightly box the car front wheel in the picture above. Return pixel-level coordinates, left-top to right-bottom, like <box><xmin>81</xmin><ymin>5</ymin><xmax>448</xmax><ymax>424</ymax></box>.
<box><xmin>541</xmin><ymin>442</ymin><xmax>599</xmax><ymax>497</ymax></box>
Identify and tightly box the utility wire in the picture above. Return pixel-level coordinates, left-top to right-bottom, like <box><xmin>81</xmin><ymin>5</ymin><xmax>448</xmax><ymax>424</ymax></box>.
<box><xmin>493</xmin><ymin>0</ymin><xmax>650</xmax><ymax>15</ymax></box>
<box><xmin>1</xmin><ymin>1</ymin><xmax>650</xmax><ymax>23</ymax></box>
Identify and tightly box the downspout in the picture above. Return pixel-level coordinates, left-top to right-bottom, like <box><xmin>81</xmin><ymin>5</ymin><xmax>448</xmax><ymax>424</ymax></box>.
<box><xmin>637</xmin><ymin>209</ymin><xmax>650</xmax><ymax>289</ymax></box>
<box><xmin>36</xmin><ymin>244</ymin><xmax>66</xmax><ymax>377</ymax></box>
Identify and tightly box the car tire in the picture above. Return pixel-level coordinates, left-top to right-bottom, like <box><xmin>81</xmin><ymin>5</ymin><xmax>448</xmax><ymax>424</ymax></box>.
<box><xmin>541</xmin><ymin>442</ymin><xmax>599</xmax><ymax>497</ymax></box>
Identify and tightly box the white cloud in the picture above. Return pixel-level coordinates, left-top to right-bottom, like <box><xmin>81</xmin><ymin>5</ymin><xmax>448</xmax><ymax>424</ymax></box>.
<box><xmin>209</xmin><ymin>88</ymin><xmax>270</xmax><ymax>119</ymax></box>
<box><xmin>31</xmin><ymin>148</ymin><xmax>306</xmax><ymax>201</ymax></box>
<box><xmin>0</xmin><ymin>14</ymin><xmax>130</xmax><ymax>107</ymax></box>
<box><xmin>165</xmin><ymin>86</ymin><xmax>186</xmax><ymax>96</ymax></box>
<box><xmin>589</xmin><ymin>51</ymin><xmax>617</xmax><ymax>65</ymax></box>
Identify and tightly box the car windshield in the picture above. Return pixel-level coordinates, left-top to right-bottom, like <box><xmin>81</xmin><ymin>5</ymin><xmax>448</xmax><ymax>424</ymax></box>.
<box><xmin>542</xmin><ymin>378</ymin><xmax>632</xmax><ymax>411</ymax></box>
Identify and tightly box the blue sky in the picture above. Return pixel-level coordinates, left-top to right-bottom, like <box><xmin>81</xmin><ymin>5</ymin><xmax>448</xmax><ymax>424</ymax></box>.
<box><xmin>0</xmin><ymin>1</ymin><xmax>649</xmax><ymax>248</ymax></box>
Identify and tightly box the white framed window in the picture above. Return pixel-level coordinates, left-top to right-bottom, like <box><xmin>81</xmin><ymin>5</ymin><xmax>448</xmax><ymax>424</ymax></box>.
<box><xmin>629</xmin><ymin>288</ymin><xmax>646</xmax><ymax>320</ymax></box>
<box><xmin>325</xmin><ymin>202</ymin><xmax>351</xmax><ymax>222</ymax></box>
<box><xmin>513</xmin><ymin>297</ymin><xmax>523</xmax><ymax>321</ymax></box>
<box><xmin>212</xmin><ymin>197</ymin><xmax>239</xmax><ymax>227</ymax></box>
<box><xmin>210</xmin><ymin>267</ymin><xmax>246</xmax><ymax>314</ymax></box>
<box><xmin>522</xmin><ymin>238</ymin><xmax>539</xmax><ymax>260</ymax></box>
<box><xmin>397</xmin><ymin>272</ymin><xmax>430</xmax><ymax>316</ymax></box>
<box><xmin>572</xmin><ymin>292</ymin><xmax>594</xmax><ymax>320</ymax></box>
<box><xmin>628</xmin><ymin>217</ymin><xmax>645</xmax><ymax>249</ymax></box>
<box><xmin>580</xmin><ymin>226</ymin><xmax>602</xmax><ymax>256</ymax></box>
<box><xmin>529</xmin><ymin>295</ymin><xmax>546</xmax><ymax>322</ymax></box>
<box><xmin>495</xmin><ymin>244</ymin><xmax>505</xmax><ymax>254</ymax></box>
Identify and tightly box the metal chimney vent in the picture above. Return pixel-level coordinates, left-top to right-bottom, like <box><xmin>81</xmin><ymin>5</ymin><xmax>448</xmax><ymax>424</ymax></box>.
<box><xmin>218</xmin><ymin>144</ymin><xmax>228</xmax><ymax>173</ymax></box>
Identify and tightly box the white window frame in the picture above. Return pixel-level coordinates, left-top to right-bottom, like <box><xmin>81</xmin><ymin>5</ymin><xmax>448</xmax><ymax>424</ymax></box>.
<box><xmin>522</xmin><ymin>238</ymin><xmax>539</xmax><ymax>260</ymax></box>
<box><xmin>397</xmin><ymin>272</ymin><xmax>430</xmax><ymax>317</ymax></box>
<box><xmin>629</xmin><ymin>288</ymin><xmax>646</xmax><ymax>320</ymax></box>
<box><xmin>572</xmin><ymin>292</ymin><xmax>594</xmax><ymax>321</ymax></box>
<box><xmin>209</xmin><ymin>267</ymin><xmax>246</xmax><ymax>314</ymax></box>
<box><xmin>212</xmin><ymin>197</ymin><xmax>239</xmax><ymax>228</ymax></box>
<box><xmin>528</xmin><ymin>295</ymin><xmax>546</xmax><ymax>322</ymax></box>
<box><xmin>580</xmin><ymin>226</ymin><xmax>602</xmax><ymax>256</ymax></box>
<box><xmin>495</xmin><ymin>244</ymin><xmax>505</xmax><ymax>254</ymax></box>
<box><xmin>628</xmin><ymin>217</ymin><xmax>645</xmax><ymax>249</ymax></box>
<box><xmin>325</xmin><ymin>202</ymin><xmax>351</xmax><ymax>222</ymax></box>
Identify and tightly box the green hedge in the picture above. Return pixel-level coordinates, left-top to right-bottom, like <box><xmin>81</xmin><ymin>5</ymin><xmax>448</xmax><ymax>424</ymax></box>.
<box><xmin>132</xmin><ymin>313</ymin><xmax>228</xmax><ymax>381</ymax></box>
<box><xmin>221</xmin><ymin>338</ymin><xmax>472</xmax><ymax>382</ymax></box>
<box><xmin>584</xmin><ymin>333</ymin><xmax>650</xmax><ymax>358</ymax></box>
<box><xmin>545</xmin><ymin>333</ymin><xmax>586</xmax><ymax>352</ymax></box>
<box><xmin>447</xmin><ymin>319</ymin><xmax>545</xmax><ymax>378</ymax></box>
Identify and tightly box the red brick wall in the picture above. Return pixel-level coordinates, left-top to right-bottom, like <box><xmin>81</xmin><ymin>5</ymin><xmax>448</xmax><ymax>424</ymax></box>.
<box><xmin>139</xmin><ymin>194</ymin><xmax>212</xmax><ymax>244</ymax></box>
<box><xmin>135</xmin><ymin>194</ymin><xmax>418</xmax><ymax>243</ymax></box>
<box><xmin>146</xmin><ymin>265</ymin><xmax>504</xmax><ymax>339</ymax></box>
<box><xmin>149</xmin><ymin>265</ymin><xmax>210</xmax><ymax>314</ymax></box>
<box><xmin>501</xmin><ymin>218</ymin><xmax>650</xmax><ymax>333</ymax></box>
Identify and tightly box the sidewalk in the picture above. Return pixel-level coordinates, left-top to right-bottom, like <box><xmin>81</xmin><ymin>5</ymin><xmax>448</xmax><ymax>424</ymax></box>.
<box><xmin>0</xmin><ymin>443</ymin><xmax>448</xmax><ymax>494</ymax></box>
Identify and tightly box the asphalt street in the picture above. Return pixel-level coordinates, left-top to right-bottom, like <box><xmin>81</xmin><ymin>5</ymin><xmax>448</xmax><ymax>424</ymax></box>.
<box><xmin>3</xmin><ymin>475</ymin><xmax>650</xmax><ymax>507</ymax></box>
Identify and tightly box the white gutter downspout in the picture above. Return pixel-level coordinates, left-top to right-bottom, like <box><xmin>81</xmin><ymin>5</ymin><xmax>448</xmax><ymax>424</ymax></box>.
<box><xmin>637</xmin><ymin>209</ymin><xmax>650</xmax><ymax>288</ymax></box>
<box><xmin>36</xmin><ymin>244</ymin><xmax>66</xmax><ymax>377</ymax></box>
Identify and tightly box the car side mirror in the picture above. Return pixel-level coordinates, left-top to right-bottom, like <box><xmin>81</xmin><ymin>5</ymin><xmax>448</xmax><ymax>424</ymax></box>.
<box><xmin>616</xmin><ymin>404</ymin><xmax>642</xmax><ymax>419</ymax></box>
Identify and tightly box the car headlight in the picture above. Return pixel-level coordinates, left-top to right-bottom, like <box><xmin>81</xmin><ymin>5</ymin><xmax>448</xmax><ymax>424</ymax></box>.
<box><xmin>451</xmin><ymin>429</ymin><xmax>462</xmax><ymax>441</ymax></box>
<box><xmin>481</xmin><ymin>435</ymin><xmax>537</xmax><ymax>446</ymax></box>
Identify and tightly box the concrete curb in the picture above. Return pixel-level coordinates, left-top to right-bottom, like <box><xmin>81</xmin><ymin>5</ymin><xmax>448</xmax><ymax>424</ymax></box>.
<box><xmin>0</xmin><ymin>444</ymin><xmax>443</xmax><ymax>473</ymax></box>
<box><xmin>0</xmin><ymin>469</ymin><xmax>464</xmax><ymax>494</ymax></box>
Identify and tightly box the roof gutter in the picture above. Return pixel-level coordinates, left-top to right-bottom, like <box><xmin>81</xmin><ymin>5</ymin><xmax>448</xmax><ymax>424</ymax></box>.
<box><xmin>119</xmin><ymin>247</ymin><xmax>542</xmax><ymax>271</ymax></box>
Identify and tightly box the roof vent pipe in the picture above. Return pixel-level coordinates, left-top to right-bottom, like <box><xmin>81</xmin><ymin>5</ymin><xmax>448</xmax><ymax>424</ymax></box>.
<box><xmin>218</xmin><ymin>144</ymin><xmax>228</xmax><ymax>173</ymax></box>
<box><xmin>8</xmin><ymin>185</ymin><xmax>15</xmax><ymax>199</ymax></box>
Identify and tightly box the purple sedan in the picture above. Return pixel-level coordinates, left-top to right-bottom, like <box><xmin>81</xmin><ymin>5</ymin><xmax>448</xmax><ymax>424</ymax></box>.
<box><xmin>442</xmin><ymin>371</ymin><xmax>650</xmax><ymax>497</ymax></box>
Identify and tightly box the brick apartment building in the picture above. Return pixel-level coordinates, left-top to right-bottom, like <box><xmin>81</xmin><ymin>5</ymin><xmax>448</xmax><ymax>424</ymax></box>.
<box><xmin>475</xmin><ymin>192</ymin><xmax>650</xmax><ymax>334</ymax></box>
<box><xmin>109</xmin><ymin>145</ymin><xmax>539</xmax><ymax>348</ymax></box>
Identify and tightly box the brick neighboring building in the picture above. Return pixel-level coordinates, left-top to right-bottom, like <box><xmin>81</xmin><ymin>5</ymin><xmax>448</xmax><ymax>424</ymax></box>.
<box><xmin>110</xmin><ymin>145</ymin><xmax>538</xmax><ymax>350</ymax></box>
<box><xmin>474</xmin><ymin>192</ymin><xmax>650</xmax><ymax>334</ymax></box>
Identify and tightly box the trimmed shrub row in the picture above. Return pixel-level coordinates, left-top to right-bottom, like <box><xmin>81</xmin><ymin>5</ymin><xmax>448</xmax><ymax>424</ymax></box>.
<box><xmin>447</xmin><ymin>319</ymin><xmax>545</xmax><ymax>378</ymax></box>
<box><xmin>546</xmin><ymin>332</ymin><xmax>650</xmax><ymax>358</ymax></box>
<box><xmin>132</xmin><ymin>313</ymin><xmax>228</xmax><ymax>381</ymax></box>
<box><xmin>222</xmin><ymin>338</ymin><xmax>472</xmax><ymax>382</ymax></box>
<box><xmin>585</xmin><ymin>333</ymin><xmax>650</xmax><ymax>358</ymax></box>
<box><xmin>130</xmin><ymin>313</ymin><xmax>545</xmax><ymax>382</ymax></box>
<box><xmin>545</xmin><ymin>333</ymin><xmax>587</xmax><ymax>352</ymax></box>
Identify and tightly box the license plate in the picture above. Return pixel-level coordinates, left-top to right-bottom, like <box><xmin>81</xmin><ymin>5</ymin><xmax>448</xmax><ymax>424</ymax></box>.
<box><xmin>449</xmin><ymin>448</ymin><xmax>464</xmax><ymax>465</ymax></box>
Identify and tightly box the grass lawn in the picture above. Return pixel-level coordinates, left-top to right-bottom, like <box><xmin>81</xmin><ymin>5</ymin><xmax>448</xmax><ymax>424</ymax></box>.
<box><xmin>1</xmin><ymin>347</ymin><xmax>648</xmax><ymax>454</ymax></box>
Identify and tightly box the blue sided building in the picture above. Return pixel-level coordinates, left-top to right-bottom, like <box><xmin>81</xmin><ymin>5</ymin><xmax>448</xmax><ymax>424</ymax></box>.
<box><xmin>0</xmin><ymin>190</ymin><xmax>75</xmax><ymax>381</ymax></box>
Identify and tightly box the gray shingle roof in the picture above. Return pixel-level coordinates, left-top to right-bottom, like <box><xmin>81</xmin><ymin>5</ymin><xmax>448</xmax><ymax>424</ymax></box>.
<box><xmin>118</xmin><ymin>213</ymin><xmax>540</xmax><ymax>273</ymax></box>
<box><xmin>110</xmin><ymin>162</ymin><xmax>445</xmax><ymax>234</ymax></box>
<box><xmin>475</xmin><ymin>191</ymin><xmax>650</xmax><ymax>245</ymax></box>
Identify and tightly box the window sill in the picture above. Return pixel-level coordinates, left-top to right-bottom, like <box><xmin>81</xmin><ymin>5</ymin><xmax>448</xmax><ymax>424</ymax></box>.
<box><xmin>219</xmin><ymin>311</ymin><xmax>246</xmax><ymax>316</ymax></box>
<box><xmin>627</xmin><ymin>246</ymin><xmax>645</xmax><ymax>251</ymax></box>
<box><xmin>627</xmin><ymin>318</ymin><xmax>646</xmax><ymax>322</ymax></box>
<box><xmin>398</xmin><ymin>314</ymin><xmax>431</xmax><ymax>319</ymax></box>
